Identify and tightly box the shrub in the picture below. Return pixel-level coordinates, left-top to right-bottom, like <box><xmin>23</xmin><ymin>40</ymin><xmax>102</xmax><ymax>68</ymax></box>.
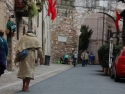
<box><xmin>98</xmin><ymin>44</ymin><xmax>122</xmax><ymax>68</ymax></box>
<box><xmin>98</xmin><ymin>44</ymin><xmax>109</xmax><ymax>68</ymax></box>
<box><xmin>113</xmin><ymin>45</ymin><xmax>122</xmax><ymax>58</ymax></box>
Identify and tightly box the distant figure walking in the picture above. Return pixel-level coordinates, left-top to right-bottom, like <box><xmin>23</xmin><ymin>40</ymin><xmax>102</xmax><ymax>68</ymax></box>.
<box><xmin>89</xmin><ymin>51</ymin><xmax>95</xmax><ymax>65</ymax></box>
<box><xmin>0</xmin><ymin>29</ymin><xmax>8</xmax><ymax>76</ymax></box>
<box><xmin>15</xmin><ymin>30</ymin><xmax>43</xmax><ymax>92</ymax></box>
<box><xmin>81</xmin><ymin>50</ymin><xmax>88</xmax><ymax>67</ymax></box>
<box><xmin>64</xmin><ymin>53</ymin><xmax>69</xmax><ymax>64</ymax></box>
<box><xmin>73</xmin><ymin>51</ymin><xmax>78</xmax><ymax>67</ymax></box>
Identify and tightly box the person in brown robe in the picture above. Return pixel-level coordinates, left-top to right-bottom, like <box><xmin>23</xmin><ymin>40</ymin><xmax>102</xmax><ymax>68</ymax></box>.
<box><xmin>15</xmin><ymin>30</ymin><xmax>43</xmax><ymax>92</ymax></box>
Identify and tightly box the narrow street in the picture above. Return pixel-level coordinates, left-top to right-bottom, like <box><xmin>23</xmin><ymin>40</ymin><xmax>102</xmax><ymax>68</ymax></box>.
<box><xmin>15</xmin><ymin>65</ymin><xmax>125</xmax><ymax>94</ymax></box>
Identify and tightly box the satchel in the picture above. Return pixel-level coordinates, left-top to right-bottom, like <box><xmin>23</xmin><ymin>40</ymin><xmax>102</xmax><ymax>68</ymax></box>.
<box><xmin>18</xmin><ymin>49</ymin><xmax>28</xmax><ymax>60</ymax></box>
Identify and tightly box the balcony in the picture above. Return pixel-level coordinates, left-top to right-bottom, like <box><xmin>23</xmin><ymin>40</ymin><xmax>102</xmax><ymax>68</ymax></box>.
<box><xmin>15</xmin><ymin>0</ymin><xmax>31</xmax><ymax>16</ymax></box>
<box><xmin>15</xmin><ymin>0</ymin><xmax>43</xmax><ymax>18</ymax></box>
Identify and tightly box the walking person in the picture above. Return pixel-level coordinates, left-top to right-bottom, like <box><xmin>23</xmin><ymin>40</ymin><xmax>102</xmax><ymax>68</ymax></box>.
<box><xmin>64</xmin><ymin>53</ymin><xmax>69</xmax><ymax>64</ymax></box>
<box><xmin>73</xmin><ymin>51</ymin><xmax>78</xmax><ymax>67</ymax></box>
<box><xmin>90</xmin><ymin>51</ymin><xmax>95</xmax><ymax>65</ymax></box>
<box><xmin>87</xmin><ymin>51</ymin><xmax>90</xmax><ymax>66</ymax></box>
<box><xmin>14</xmin><ymin>30</ymin><xmax>43</xmax><ymax>92</ymax></box>
<box><xmin>0</xmin><ymin>29</ymin><xmax>8</xmax><ymax>76</ymax></box>
<box><xmin>81</xmin><ymin>50</ymin><xmax>88</xmax><ymax>67</ymax></box>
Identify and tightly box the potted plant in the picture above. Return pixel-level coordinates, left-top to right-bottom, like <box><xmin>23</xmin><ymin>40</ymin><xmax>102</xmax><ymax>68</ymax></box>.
<box><xmin>98</xmin><ymin>44</ymin><xmax>122</xmax><ymax>75</ymax></box>
<box><xmin>98</xmin><ymin>44</ymin><xmax>109</xmax><ymax>75</ymax></box>
<box><xmin>36</xmin><ymin>2</ymin><xmax>43</xmax><ymax>12</ymax></box>
<box><xmin>15</xmin><ymin>0</ymin><xmax>38</xmax><ymax>19</ymax></box>
<box><xmin>28</xmin><ymin>2</ymin><xmax>38</xmax><ymax>19</ymax></box>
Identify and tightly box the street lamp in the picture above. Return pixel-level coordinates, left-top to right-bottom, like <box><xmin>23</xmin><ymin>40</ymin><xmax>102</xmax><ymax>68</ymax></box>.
<box><xmin>109</xmin><ymin>37</ymin><xmax>113</xmax><ymax>68</ymax></box>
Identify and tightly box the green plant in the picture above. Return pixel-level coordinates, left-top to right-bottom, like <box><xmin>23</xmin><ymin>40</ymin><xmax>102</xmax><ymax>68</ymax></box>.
<box><xmin>24</xmin><ymin>5</ymin><xmax>28</xmax><ymax>11</ymax></box>
<box><xmin>79</xmin><ymin>25</ymin><xmax>93</xmax><ymax>50</ymax></box>
<box><xmin>98</xmin><ymin>44</ymin><xmax>109</xmax><ymax>68</ymax></box>
<box><xmin>98</xmin><ymin>44</ymin><xmax>122</xmax><ymax>68</ymax></box>
<box><xmin>113</xmin><ymin>45</ymin><xmax>122</xmax><ymax>58</ymax></box>
<box><xmin>36</xmin><ymin>2</ymin><xmax>43</xmax><ymax>7</ymax></box>
<box><xmin>28</xmin><ymin>2</ymin><xmax>38</xmax><ymax>19</ymax></box>
<box><xmin>36</xmin><ymin>2</ymin><xmax>43</xmax><ymax>12</ymax></box>
<box><xmin>22</xmin><ymin>1</ymin><xmax>38</xmax><ymax>19</ymax></box>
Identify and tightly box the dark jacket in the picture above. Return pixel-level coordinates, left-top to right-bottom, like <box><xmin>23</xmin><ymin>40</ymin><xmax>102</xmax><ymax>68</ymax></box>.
<box><xmin>0</xmin><ymin>37</ymin><xmax>8</xmax><ymax>57</ymax></box>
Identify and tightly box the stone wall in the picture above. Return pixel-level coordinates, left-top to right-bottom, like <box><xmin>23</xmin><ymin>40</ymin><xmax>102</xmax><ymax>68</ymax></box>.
<box><xmin>0</xmin><ymin>0</ymin><xmax>41</xmax><ymax>70</ymax></box>
<box><xmin>0</xmin><ymin>1</ymin><xmax>6</xmax><ymax>31</ymax></box>
<box><xmin>51</xmin><ymin>17</ymin><xmax>77</xmax><ymax>63</ymax></box>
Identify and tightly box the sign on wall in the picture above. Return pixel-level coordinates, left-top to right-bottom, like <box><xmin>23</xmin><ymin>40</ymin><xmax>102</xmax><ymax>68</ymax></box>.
<box><xmin>58</xmin><ymin>36</ymin><xmax>67</xmax><ymax>42</ymax></box>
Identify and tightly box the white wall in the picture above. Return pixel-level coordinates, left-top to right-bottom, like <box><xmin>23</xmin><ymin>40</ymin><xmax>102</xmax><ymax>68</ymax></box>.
<box><xmin>43</xmin><ymin>1</ymin><xmax>51</xmax><ymax>56</ymax></box>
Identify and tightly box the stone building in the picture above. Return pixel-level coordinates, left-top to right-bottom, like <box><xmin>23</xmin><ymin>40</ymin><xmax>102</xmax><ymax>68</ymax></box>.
<box><xmin>51</xmin><ymin>17</ymin><xmax>77</xmax><ymax>63</ymax></box>
<box><xmin>83</xmin><ymin>13</ymin><xmax>116</xmax><ymax>64</ymax></box>
<box><xmin>0</xmin><ymin>0</ymin><xmax>50</xmax><ymax>70</ymax></box>
<box><xmin>50</xmin><ymin>0</ymin><xmax>77</xmax><ymax>63</ymax></box>
<box><xmin>50</xmin><ymin>0</ymin><xmax>122</xmax><ymax>64</ymax></box>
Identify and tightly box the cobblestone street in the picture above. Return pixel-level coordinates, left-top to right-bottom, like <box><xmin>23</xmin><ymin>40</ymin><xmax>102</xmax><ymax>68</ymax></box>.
<box><xmin>0</xmin><ymin>64</ymin><xmax>72</xmax><ymax>94</ymax></box>
<box><xmin>15</xmin><ymin>65</ymin><xmax>125</xmax><ymax>94</ymax></box>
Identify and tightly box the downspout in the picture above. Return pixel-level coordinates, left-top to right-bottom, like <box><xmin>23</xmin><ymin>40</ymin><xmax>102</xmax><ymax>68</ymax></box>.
<box><xmin>42</xmin><ymin>0</ymin><xmax>44</xmax><ymax>54</ymax></box>
<box><xmin>102</xmin><ymin>9</ymin><xmax>105</xmax><ymax>44</ymax></box>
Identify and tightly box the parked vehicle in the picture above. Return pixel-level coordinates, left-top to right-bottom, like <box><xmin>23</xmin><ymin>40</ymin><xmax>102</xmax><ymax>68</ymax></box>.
<box><xmin>110</xmin><ymin>47</ymin><xmax>125</xmax><ymax>82</ymax></box>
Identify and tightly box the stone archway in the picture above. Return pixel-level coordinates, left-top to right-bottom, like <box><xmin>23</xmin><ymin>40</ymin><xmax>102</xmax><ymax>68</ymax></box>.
<box><xmin>50</xmin><ymin>0</ymin><xmax>119</xmax><ymax>63</ymax></box>
<box><xmin>73</xmin><ymin>7</ymin><xmax>116</xmax><ymax>49</ymax></box>
<box><xmin>72</xmin><ymin>1</ymin><xmax>117</xmax><ymax>64</ymax></box>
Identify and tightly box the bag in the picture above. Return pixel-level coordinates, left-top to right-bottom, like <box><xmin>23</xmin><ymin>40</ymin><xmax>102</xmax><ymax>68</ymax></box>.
<box><xmin>18</xmin><ymin>49</ymin><xmax>28</xmax><ymax>60</ymax></box>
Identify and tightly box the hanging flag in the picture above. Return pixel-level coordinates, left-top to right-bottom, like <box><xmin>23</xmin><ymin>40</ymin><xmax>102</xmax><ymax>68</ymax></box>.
<box><xmin>47</xmin><ymin>0</ymin><xmax>52</xmax><ymax>16</ymax></box>
<box><xmin>51</xmin><ymin>1</ymin><xmax>57</xmax><ymax>21</ymax></box>
<box><xmin>115</xmin><ymin>11</ymin><xmax>121</xmax><ymax>31</ymax></box>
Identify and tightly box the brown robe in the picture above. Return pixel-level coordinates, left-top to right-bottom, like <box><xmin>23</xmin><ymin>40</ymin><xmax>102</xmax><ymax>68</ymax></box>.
<box><xmin>15</xmin><ymin>33</ymin><xmax>43</xmax><ymax>80</ymax></box>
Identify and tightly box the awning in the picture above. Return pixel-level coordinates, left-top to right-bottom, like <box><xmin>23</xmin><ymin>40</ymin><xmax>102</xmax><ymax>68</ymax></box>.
<box><xmin>6</xmin><ymin>20</ymin><xmax>16</xmax><ymax>32</ymax></box>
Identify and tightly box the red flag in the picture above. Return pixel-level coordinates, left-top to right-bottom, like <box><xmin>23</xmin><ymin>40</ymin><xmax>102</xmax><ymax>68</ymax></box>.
<box><xmin>47</xmin><ymin>0</ymin><xmax>52</xmax><ymax>16</ymax></box>
<box><xmin>51</xmin><ymin>1</ymin><xmax>57</xmax><ymax>21</ymax></box>
<box><xmin>115</xmin><ymin>11</ymin><xmax>121</xmax><ymax>31</ymax></box>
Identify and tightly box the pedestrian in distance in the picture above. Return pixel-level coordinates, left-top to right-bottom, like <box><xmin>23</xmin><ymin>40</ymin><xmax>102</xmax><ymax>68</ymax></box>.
<box><xmin>64</xmin><ymin>53</ymin><xmax>69</xmax><ymax>64</ymax></box>
<box><xmin>81</xmin><ymin>50</ymin><xmax>88</xmax><ymax>67</ymax></box>
<box><xmin>0</xmin><ymin>29</ymin><xmax>8</xmax><ymax>77</ymax></box>
<box><xmin>14</xmin><ymin>30</ymin><xmax>43</xmax><ymax>92</ymax></box>
<box><xmin>89</xmin><ymin>51</ymin><xmax>95</xmax><ymax>65</ymax></box>
<box><xmin>73</xmin><ymin>51</ymin><xmax>78</xmax><ymax>67</ymax></box>
<box><xmin>87</xmin><ymin>51</ymin><xmax>90</xmax><ymax>66</ymax></box>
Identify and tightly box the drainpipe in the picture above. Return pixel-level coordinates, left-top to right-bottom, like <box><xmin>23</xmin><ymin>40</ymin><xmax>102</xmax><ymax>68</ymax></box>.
<box><xmin>102</xmin><ymin>8</ymin><xmax>105</xmax><ymax>44</ymax></box>
<box><xmin>42</xmin><ymin>1</ymin><xmax>44</xmax><ymax>50</ymax></box>
<box><xmin>97</xmin><ymin>17</ymin><xmax>103</xmax><ymax>50</ymax></box>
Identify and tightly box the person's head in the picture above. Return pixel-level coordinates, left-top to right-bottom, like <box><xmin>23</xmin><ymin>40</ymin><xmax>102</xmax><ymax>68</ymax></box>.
<box><xmin>0</xmin><ymin>29</ymin><xmax>4</xmax><ymax>37</ymax></box>
<box><xmin>84</xmin><ymin>50</ymin><xmax>86</xmax><ymax>52</ymax></box>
